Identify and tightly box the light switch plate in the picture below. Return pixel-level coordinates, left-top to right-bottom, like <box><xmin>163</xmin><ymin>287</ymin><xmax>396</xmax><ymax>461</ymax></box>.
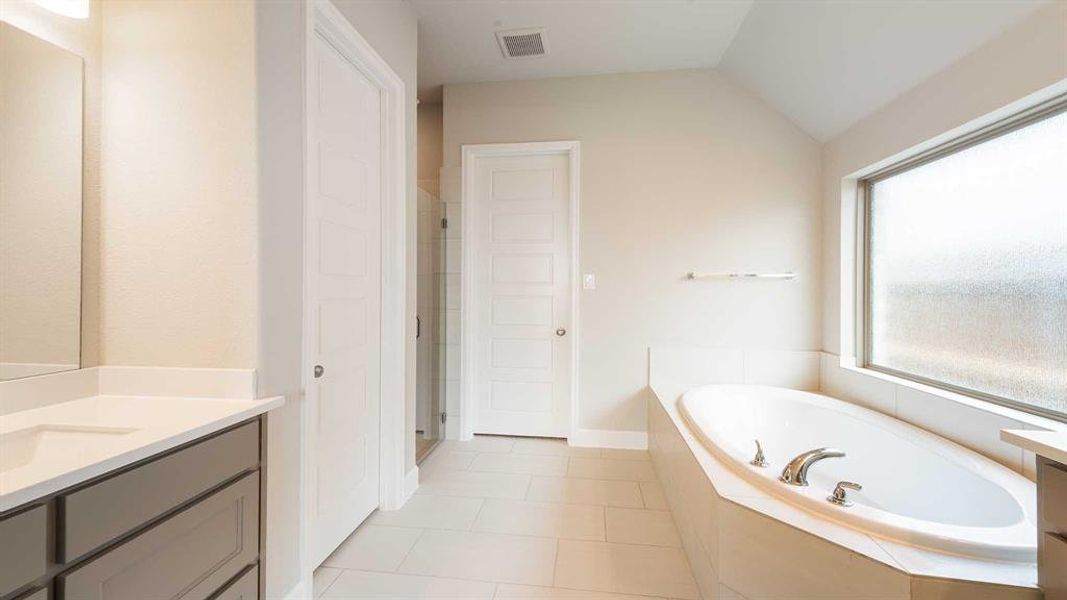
<box><xmin>583</xmin><ymin>274</ymin><xmax>596</xmax><ymax>290</ymax></box>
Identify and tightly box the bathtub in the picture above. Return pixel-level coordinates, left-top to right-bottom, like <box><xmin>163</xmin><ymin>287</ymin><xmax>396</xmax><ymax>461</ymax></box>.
<box><xmin>679</xmin><ymin>384</ymin><xmax>1037</xmax><ymax>562</ymax></box>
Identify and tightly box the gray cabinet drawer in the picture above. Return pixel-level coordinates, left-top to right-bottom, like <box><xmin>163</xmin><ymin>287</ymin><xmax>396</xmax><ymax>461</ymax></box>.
<box><xmin>0</xmin><ymin>504</ymin><xmax>48</xmax><ymax>596</ymax></box>
<box><xmin>59</xmin><ymin>421</ymin><xmax>259</xmax><ymax>563</ymax></box>
<box><xmin>213</xmin><ymin>565</ymin><xmax>258</xmax><ymax>600</ymax></box>
<box><xmin>1043</xmin><ymin>533</ymin><xmax>1067</xmax><ymax>600</ymax></box>
<box><xmin>58</xmin><ymin>472</ymin><xmax>259</xmax><ymax>600</ymax></box>
<box><xmin>1042</xmin><ymin>460</ymin><xmax>1067</xmax><ymax>535</ymax></box>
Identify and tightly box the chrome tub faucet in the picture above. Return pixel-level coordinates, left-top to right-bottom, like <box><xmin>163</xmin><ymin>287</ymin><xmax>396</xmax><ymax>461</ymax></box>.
<box><xmin>780</xmin><ymin>447</ymin><xmax>845</xmax><ymax>486</ymax></box>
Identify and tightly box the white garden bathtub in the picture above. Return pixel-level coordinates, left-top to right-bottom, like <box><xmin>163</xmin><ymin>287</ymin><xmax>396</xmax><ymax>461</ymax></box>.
<box><xmin>679</xmin><ymin>384</ymin><xmax>1038</xmax><ymax>562</ymax></box>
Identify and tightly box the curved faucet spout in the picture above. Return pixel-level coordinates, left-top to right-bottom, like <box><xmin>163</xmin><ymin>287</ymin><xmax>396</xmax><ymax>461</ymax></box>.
<box><xmin>779</xmin><ymin>447</ymin><xmax>845</xmax><ymax>486</ymax></box>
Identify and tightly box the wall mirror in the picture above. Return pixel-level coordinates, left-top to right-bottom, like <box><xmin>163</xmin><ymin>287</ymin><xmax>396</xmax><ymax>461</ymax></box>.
<box><xmin>0</xmin><ymin>22</ymin><xmax>84</xmax><ymax>380</ymax></box>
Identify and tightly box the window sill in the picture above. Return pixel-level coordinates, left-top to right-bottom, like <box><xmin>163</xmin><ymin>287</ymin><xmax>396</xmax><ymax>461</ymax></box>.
<box><xmin>835</xmin><ymin>356</ymin><xmax>1066</xmax><ymax>433</ymax></box>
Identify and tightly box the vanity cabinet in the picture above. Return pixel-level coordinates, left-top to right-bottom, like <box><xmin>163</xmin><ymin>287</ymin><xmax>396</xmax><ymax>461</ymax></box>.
<box><xmin>0</xmin><ymin>419</ymin><xmax>263</xmax><ymax>600</ymax></box>
<box><xmin>0</xmin><ymin>505</ymin><xmax>47</xmax><ymax>594</ymax></box>
<box><xmin>1039</xmin><ymin>457</ymin><xmax>1067</xmax><ymax>600</ymax></box>
<box><xmin>214</xmin><ymin>566</ymin><xmax>260</xmax><ymax>600</ymax></box>
<box><xmin>57</xmin><ymin>421</ymin><xmax>260</xmax><ymax>564</ymax></box>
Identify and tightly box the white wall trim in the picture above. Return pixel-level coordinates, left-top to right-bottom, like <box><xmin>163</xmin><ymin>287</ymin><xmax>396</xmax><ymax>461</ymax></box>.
<box><xmin>569</xmin><ymin>428</ymin><xmax>648</xmax><ymax>450</ymax></box>
<box><xmin>301</xmin><ymin>0</ymin><xmax>409</xmax><ymax>577</ymax></box>
<box><xmin>401</xmin><ymin>465</ymin><xmax>419</xmax><ymax>505</ymax></box>
<box><xmin>279</xmin><ymin>579</ymin><xmax>312</xmax><ymax>600</ymax></box>
<box><xmin>459</xmin><ymin>141</ymin><xmax>581</xmax><ymax>441</ymax></box>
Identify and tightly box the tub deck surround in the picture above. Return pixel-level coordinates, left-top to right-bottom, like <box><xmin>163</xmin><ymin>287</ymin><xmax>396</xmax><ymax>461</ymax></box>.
<box><xmin>647</xmin><ymin>374</ymin><xmax>1041</xmax><ymax>598</ymax></box>
<box><xmin>0</xmin><ymin>366</ymin><xmax>282</xmax><ymax>512</ymax></box>
<box><xmin>1002</xmin><ymin>429</ymin><xmax>1067</xmax><ymax>466</ymax></box>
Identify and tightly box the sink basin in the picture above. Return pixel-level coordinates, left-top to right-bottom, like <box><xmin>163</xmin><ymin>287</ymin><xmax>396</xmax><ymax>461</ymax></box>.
<box><xmin>0</xmin><ymin>425</ymin><xmax>138</xmax><ymax>473</ymax></box>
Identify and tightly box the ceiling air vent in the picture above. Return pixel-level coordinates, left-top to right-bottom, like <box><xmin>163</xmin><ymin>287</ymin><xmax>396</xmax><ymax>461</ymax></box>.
<box><xmin>496</xmin><ymin>28</ymin><xmax>547</xmax><ymax>59</ymax></box>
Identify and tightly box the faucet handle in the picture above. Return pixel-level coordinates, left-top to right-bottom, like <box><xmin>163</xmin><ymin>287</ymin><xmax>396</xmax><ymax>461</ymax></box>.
<box><xmin>749</xmin><ymin>440</ymin><xmax>768</xmax><ymax>468</ymax></box>
<box><xmin>828</xmin><ymin>481</ymin><xmax>862</xmax><ymax>507</ymax></box>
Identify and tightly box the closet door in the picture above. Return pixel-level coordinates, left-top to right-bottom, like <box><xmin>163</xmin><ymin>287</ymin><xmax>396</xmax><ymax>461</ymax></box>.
<box><xmin>305</xmin><ymin>31</ymin><xmax>383</xmax><ymax>567</ymax></box>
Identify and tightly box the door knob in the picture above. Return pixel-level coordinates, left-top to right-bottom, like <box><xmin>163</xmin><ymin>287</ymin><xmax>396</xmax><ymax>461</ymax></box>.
<box><xmin>314</xmin><ymin>365</ymin><xmax>325</xmax><ymax>378</ymax></box>
<box><xmin>556</xmin><ymin>328</ymin><xmax>566</xmax><ymax>337</ymax></box>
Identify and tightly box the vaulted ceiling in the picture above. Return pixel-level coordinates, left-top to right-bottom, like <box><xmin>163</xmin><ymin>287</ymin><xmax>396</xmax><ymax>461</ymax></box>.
<box><xmin>413</xmin><ymin>0</ymin><xmax>1049</xmax><ymax>141</ymax></box>
<box><xmin>719</xmin><ymin>0</ymin><xmax>1049</xmax><ymax>140</ymax></box>
<box><xmin>412</xmin><ymin>0</ymin><xmax>753</xmax><ymax>103</ymax></box>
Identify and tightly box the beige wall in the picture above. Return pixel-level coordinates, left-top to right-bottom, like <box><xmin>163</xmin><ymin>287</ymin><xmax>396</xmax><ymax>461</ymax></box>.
<box><xmin>0</xmin><ymin>22</ymin><xmax>83</xmax><ymax>372</ymax></box>
<box><xmin>443</xmin><ymin>69</ymin><xmax>822</xmax><ymax>433</ymax></box>
<box><xmin>418</xmin><ymin>103</ymin><xmax>443</xmax><ymax>194</ymax></box>
<box><xmin>821</xmin><ymin>3</ymin><xmax>1067</xmax><ymax>356</ymax></box>
<box><xmin>99</xmin><ymin>0</ymin><xmax>258</xmax><ymax>368</ymax></box>
<box><xmin>0</xmin><ymin>0</ymin><xmax>102</xmax><ymax>368</ymax></box>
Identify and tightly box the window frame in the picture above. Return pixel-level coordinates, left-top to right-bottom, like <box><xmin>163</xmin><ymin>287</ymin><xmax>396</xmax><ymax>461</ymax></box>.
<box><xmin>856</xmin><ymin>95</ymin><xmax>1067</xmax><ymax>422</ymax></box>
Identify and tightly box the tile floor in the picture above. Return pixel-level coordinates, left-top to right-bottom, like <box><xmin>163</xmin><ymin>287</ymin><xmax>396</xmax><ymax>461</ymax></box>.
<box><xmin>313</xmin><ymin>436</ymin><xmax>699</xmax><ymax>600</ymax></box>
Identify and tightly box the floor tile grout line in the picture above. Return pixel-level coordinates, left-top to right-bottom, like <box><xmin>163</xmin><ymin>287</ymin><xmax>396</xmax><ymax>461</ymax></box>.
<box><xmin>603</xmin><ymin>498</ymin><xmax>610</xmax><ymax>545</ymax></box>
<box><xmin>524</xmin><ymin>467</ymin><xmax>536</xmax><ymax>497</ymax></box>
<box><xmin>468</xmin><ymin>494</ymin><xmax>489</xmax><ymax>530</ymax></box>
<box><xmin>315</xmin><ymin>566</ymin><xmax>343</xmax><ymax>599</ymax></box>
<box><xmin>550</xmin><ymin>538</ymin><xmax>560</xmax><ymax>587</ymax></box>
<box><xmin>335</xmin><ymin>566</ymin><xmax>670</xmax><ymax>598</ymax></box>
<box><xmin>391</xmin><ymin>526</ymin><xmax>428</xmax><ymax>573</ymax></box>
<box><xmin>475</xmin><ymin>492</ymin><xmax>628</xmax><ymax>510</ymax></box>
<box><xmin>400</xmin><ymin>522</ymin><xmax>683</xmax><ymax>548</ymax></box>
<box><xmin>340</xmin><ymin>567</ymin><xmax>525</xmax><ymax>592</ymax></box>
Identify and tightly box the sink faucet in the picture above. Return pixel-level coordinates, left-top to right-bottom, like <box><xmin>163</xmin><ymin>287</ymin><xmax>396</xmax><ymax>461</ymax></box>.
<box><xmin>779</xmin><ymin>447</ymin><xmax>845</xmax><ymax>486</ymax></box>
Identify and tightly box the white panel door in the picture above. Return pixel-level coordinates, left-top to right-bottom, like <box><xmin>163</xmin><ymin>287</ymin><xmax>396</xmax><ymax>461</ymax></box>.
<box><xmin>473</xmin><ymin>153</ymin><xmax>571</xmax><ymax>437</ymax></box>
<box><xmin>308</xmin><ymin>33</ymin><xmax>382</xmax><ymax>567</ymax></box>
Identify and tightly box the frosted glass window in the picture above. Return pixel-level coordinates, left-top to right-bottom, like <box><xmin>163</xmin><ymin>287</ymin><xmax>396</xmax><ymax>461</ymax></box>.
<box><xmin>866</xmin><ymin>108</ymin><xmax>1067</xmax><ymax>417</ymax></box>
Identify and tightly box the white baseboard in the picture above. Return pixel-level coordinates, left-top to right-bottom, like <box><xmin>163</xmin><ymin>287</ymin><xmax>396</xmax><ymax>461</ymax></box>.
<box><xmin>569</xmin><ymin>428</ymin><xmax>648</xmax><ymax>450</ymax></box>
<box><xmin>402</xmin><ymin>465</ymin><xmax>419</xmax><ymax>503</ymax></box>
<box><xmin>277</xmin><ymin>578</ymin><xmax>311</xmax><ymax>600</ymax></box>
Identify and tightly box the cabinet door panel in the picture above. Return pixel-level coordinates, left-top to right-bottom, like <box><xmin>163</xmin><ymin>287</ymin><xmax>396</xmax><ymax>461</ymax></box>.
<box><xmin>0</xmin><ymin>504</ymin><xmax>47</xmax><ymax>596</ymax></box>
<box><xmin>1043</xmin><ymin>533</ymin><xmax>1067</xmax><ymax>600</ymax></box>
<box><xmin>1042</xmin><ymin>460</ymin><xmax>1067</xmax><ymax>535</ymax></box>
<box><xmin>59</xmin><ymin>472</ymin><xmax>259</xmax><ymax>600</ymax></box>
<box><xmin>214</xmin><ymin>565</ymin><xmax>258</xmax><ymax>600</ymax></box>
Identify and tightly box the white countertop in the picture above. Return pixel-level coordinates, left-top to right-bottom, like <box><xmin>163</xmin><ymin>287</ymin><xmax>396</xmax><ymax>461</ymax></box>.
<box><xmin>1002</xmin><ymin>429</ymin><xmax>1067</xmax><ymax>466</ymax></box>
<box><xmin>0</xmin><ymin>394</ymin><xmax>283</xmax><ymax>513</ymax></box>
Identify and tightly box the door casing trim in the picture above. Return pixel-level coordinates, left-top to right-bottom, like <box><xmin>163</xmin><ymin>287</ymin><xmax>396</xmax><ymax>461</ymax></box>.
<box><xmin>459</xmin><ymin>141</ymin><xmax>581</xmax><ymax>441</ymax></box>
